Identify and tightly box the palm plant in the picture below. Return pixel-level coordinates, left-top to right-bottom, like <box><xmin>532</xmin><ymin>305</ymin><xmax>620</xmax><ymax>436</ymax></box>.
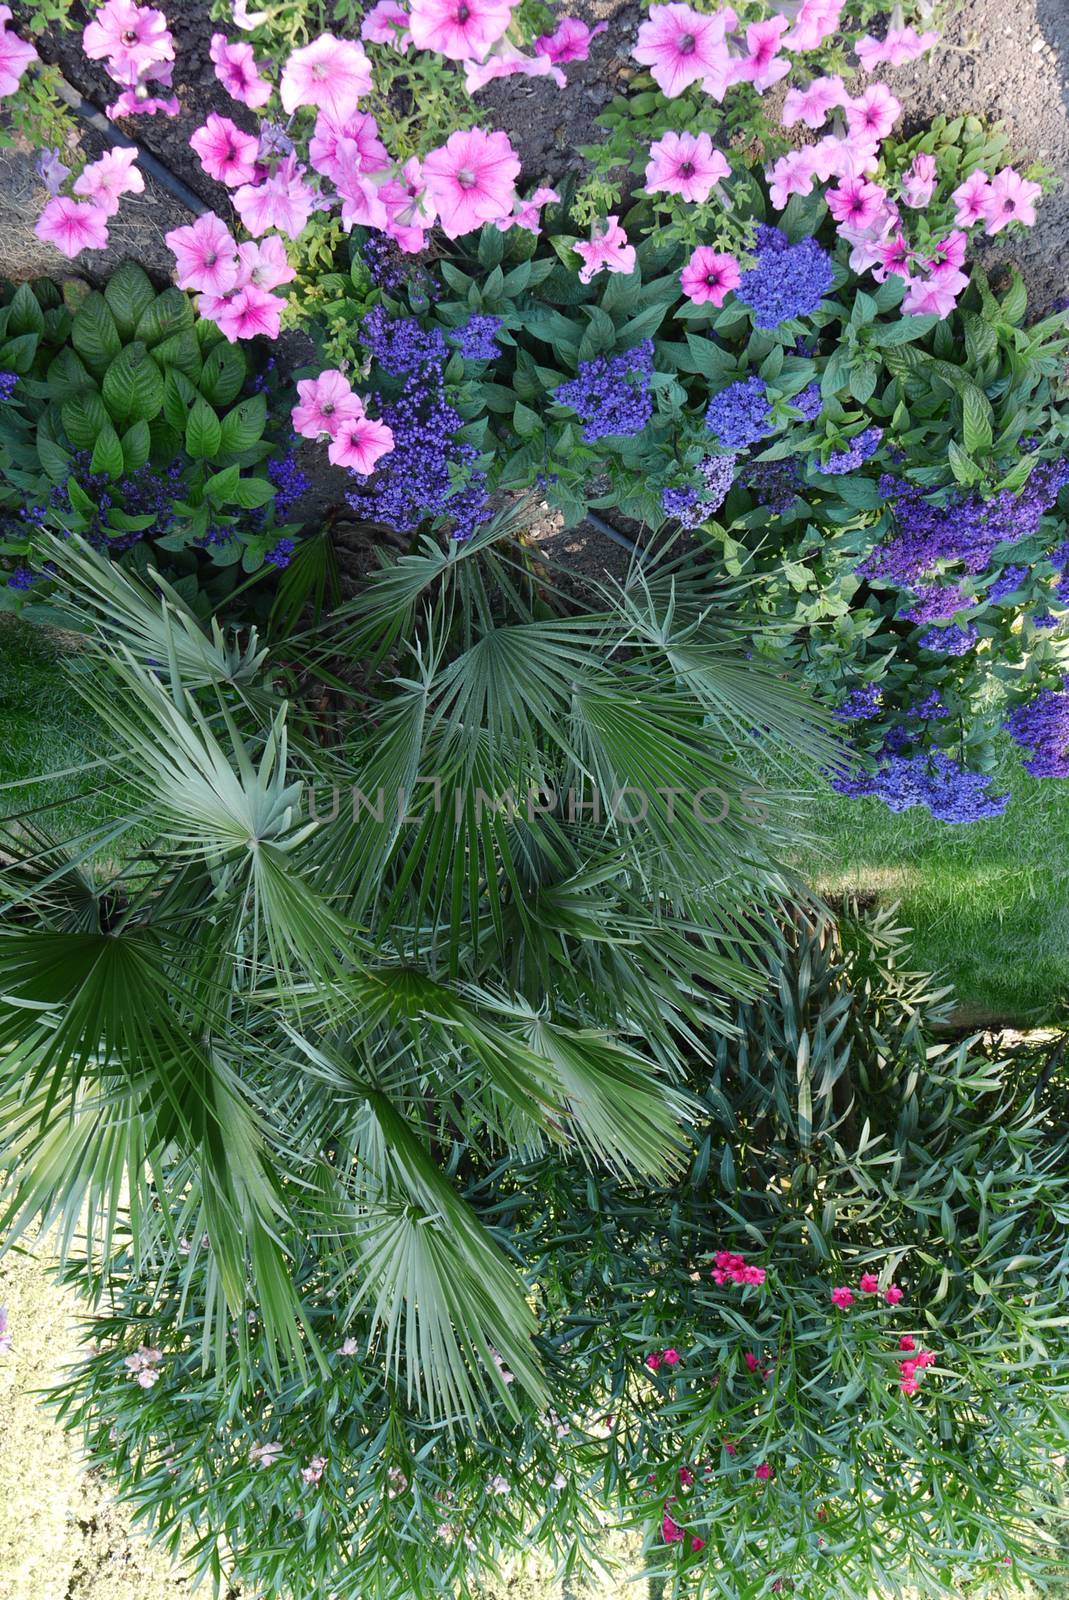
<box><xmin>0</xmin><ymin>512</ymin><xmax>833</xmax><ymax>1417</ymax></box>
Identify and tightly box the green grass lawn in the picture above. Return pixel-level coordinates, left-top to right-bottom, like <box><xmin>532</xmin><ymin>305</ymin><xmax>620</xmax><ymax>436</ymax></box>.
<box><xmin>784</xmin><ymin>741</ymin><xmax>1069</xmax><ymax>1027</ymax></box>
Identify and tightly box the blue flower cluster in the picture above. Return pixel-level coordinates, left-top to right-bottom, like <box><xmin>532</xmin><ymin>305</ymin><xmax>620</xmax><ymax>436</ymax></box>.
<box><xmin>555</xmin><ymin>342</ymin><xmax>655</xmax><ymax>443</ymax></box>
<box><xmin>360</xmin><ymin>233</ymin><xmax>408</xmax><ymax>293</ymax></box>
<box><xmin>832</xmin><ymin>750</ymin><xmax>1009</xmax><ymax>822</ymax></box>
<box><xmin>735</xmin><ymin>226</ymin><xmax>834</xmax><ymax>330</ymax></box>
<box><xmin>815</xmin><ymin>427</ymin><xmax>882</xmax><ymax>476</ymax></box>
<box><xmin>1004</xmin><ymin>678</ymin><xmax>1069</xmax><ymax>777</ymax></box>
<box><xmin>360</xmin><ymin>305</ymin><xmax>448</xmax><ymax>375</ymax></box>
<box><xmin>450</xmin><ymin>315</ymin><xmax>502</xmax><ymax>362</ymax></box>
<box><xmin>345</xmin><ymin>363</ymin><xmax>490</xmax><ymax>537</ymax></box>
<box><xmin>918</xmin><ymin>622</ymin><xmax>978</xmax><ymax>655</ymax></box>
<box><xmin>698</xmin><ymin>453</ymin><xmax>737</xmax><ymax>511</ymax></box>
<box><xmin>0</xmin><ymin>371</ymin><xmax>17</xmax><ymax>401</ymax></box>
<box><xmin>987</xmin><ymin>564</ymin><xmax>1028</xmax><ymax>604</ymax></box>
<box><xmin>861</xmin><ymin>462</ymin><xmax>1069</xmax><ymax>587</ymax></box>
<box><xmin>901</xmin><ymin>583</ymin><xmax>973</xmax><ymax>624</ymax></box>
<box><xmin>661</xmin><ymin>455</ymin><xmax>736</xmax><ymax>528</ymax></box>
<box><xmin>1050</xmin><ymin>542</ymin><xmax>1069</xmax><ymax>605</ymax></box>
<box><xmin>661</xmin><ymin>486</ymin><xmax>703</xmax><ymax>526</ymax></box>
<box><xmin>267</xmin><ymin>450</ymin><xmax>311</xmax><ymax>517</ymax></box>
<box><xmin>266</xmin><ymin>538</ymin><xmax>296</xmax><ymax>569</ymax></box>
<box><xmin>6</xmin><ymin>564</ymin><xmax>35</xmax><ymax>590</ymax></box>
<box><xmin>705</xmin><ymin>376</ymin><xmax>774</xmax><ymax>451</ymax></box>
<box><xmin>21</xmin><ymin>453</ymin><xmax>186</xmax><ymax>554</ymax></box>
<box><xmin>740</xmin><ymin>457</ymin><xmax>799</xmax><ymax>513</ymax></box>
<box><xmin>833</xmin><ymin>683</ymin><xmax>883</xmax><ymax>721</ymax></box>
<box><xmin>792</xmin><ymin>382</ymin><xmax>823</xmax><ymax>422</ymax></box>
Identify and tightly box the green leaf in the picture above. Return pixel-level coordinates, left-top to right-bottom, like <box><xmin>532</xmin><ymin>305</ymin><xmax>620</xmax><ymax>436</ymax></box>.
<box><xmin>45</xmin><ymin>347</ymin><xmax>95</xmax><ymax>398</ymax></box>
<box><xmin>1000</xmin><ymin>272</ymin><xmax>1027</xmax><ymax>327</ymax></box>
<box><xmin>61</xmin><ymin>390</ymin><xmax>110</xmax><ymax>451</ymax></box>
<box><xmin>71</xmin><ymin>292</ymin><xmax>122</xmax><ymax>374</ymax></box>
<box><xmin>8</xmin><ymin>283</ymin><xmax>45</xmax><ymax>339</ymax></box>
<box><xmin>512</xmin><ymin>401</ymin><xmax>541</xmax><ymax>438</ymax></box>
<box><xmin>947</xmin><ymin>438</ymin><xmax>984</xmax><ymax>486</ymax></box>
<box><xmin>230</xmin><ymin>476</ymin><xmax>276</xmax><ymax>509</ymax></box>
<box><xmin>151</xmin><ymin>330</ymin><xmax>203</xmax><ymax>380</ymax></box>
<box><xmin>90</xmin><ymin>421</ymin><xmax>125</xmax><ymax>480</ymax></box>
<box><xmin>962</xmin><ymin>386</ymin><xmax>994</xmax><ymax>455</ymax></box>
<box><xmin>185</xmin><ymin>398</ymin><xmax>222</xmax><ymax>460</ymax></box>
<box><xmin>102</xmin><ymin>342</ymin><xmax>166</xmax><ymax>424</ymax></box>
<box><xmin>162</xmin><ymin>367</ymin><xmax>199</xmax><ymax>433</ymax></box>
<box><xmin>122</xmin><ymin>419</ymin><xmax>152</xmax><ymax>474</ymax></box>
<box><xmin>104</xmin><ymin>262</ymin><xmax>157</xmax><ymax>341</ymax></box>
<box><xmin>136</xmin><ymin>288</ymin><xmax>195</xmax><ymax>348</ymax></box>
<box><xmin>199</xmin><ymin>343</ymin><xmax>247</xmax><ymax>408</ymax></box>
<box><xmin>477</xmin><ymin>226</ymin><xmax>505</xmax><ymax>270</ymax></box>
<box><xmin>218</xmin><ymin>393</ymin><xmax>267</xmax><ymax>455</ymax></box>
<box><xmin>848</xmin><ymin>361</ymin><xmax>879</xmax><ymax>405</ymax></box>
<box><xmin>205</xmin><ymin>462</ymin><xmax>241</xmax><ymax>503</ymax></box>
<box><xmin>36</xmin><ymin>427</ymin><xmax>71</xmax><ymax>483</ymax></box>
<box><xmin>0</xmin><ymin>332</ymin><xmax>40</xmax><ymax>374</ymax></box>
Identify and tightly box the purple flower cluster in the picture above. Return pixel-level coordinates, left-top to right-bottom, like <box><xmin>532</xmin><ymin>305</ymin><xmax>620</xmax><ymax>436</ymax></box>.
<box><xmin>861</xmin><ymin>462</ymin><xmax>1069</xmax><ymax>587</ymax></box>
<box><xmin>360</xmin><ymin>305</ymin><xmax>448</xmax><ymax>375</ymax></box>
<box><xmin>1049</xmin><ymin>542</ymin><xmax>1069</xmax><ymax>605</ymax></box>
<box><xmin>987</xmin><ymin>564</ymin><xmax>1028</xmax><ymax>605</ymax></box>
<box><xmin>267</xmin><ymin>450</ymin><xmax>311</xmax><ymax>517</ymax></box>
<box><xmin>740</xmin><ymin>457</ymin><xmax>799</xmax><ymax>513</ymax></box>
<box><xmin>661</xmin><ymin>455</ymin><xmax>736</xmax><ymax>527</ymax></box>
<box><xmin>918</xmin><ymin>622</ymin><xmax>978</xmax><ymax>655</ymax></box>
<box><xmin>345</xmin><ymin>364</ymin><xmax>490</xmax><ymax>536</ymax></box>
<box><xmin>914</xmin><ymin>692</ymin><xmax>950</xmax><ymax>720</ymax></box>
<box><xmin>450</xmin><ymin>315</ymin><xmax>502</xmax><ymax>361</ymax></box>
<box><xmin>900</xmin><ymin>583</ymin><xmax>973</xmax><ymax>624</ymax></box>
<box><xmin>6</xmin><ymin>564</ymin><xmax>35</xmax><ymax>590</ymax></box>
<box><xmin>266</xmin><ymin>537</ymin><xmax>296</xmax><ymax>568</ymax></box>
<box><xmin>661</xmin><ymin>485</ymin><xmax>703</xmax><ymax>526</ymax></box>
<box><xmin>735</xmin><ymin>225</ymin><xmax>834</xmax><ymax>330</ymax></box>
<box><xmin>698</xmin><ymin>453</ymin><xmax>737</xmax><ymax>511</ymax></box>
<box><xmin>815</xmin><ymin>427</ymin><xmax>883</xmax><ymax>476</ymax></box>
<box><xmin>833</xmin><ymin>683</ymin><xmax>883</xmax><ymax>720</ymax></box>
<box><xmin>0</xmin><ymin>371</ymin><xmax>18</xmax><ymax>401</ymax></box>
<box><xmin>23</xmin><ymin>453</ymin><xmax>186</xmax><ymax>553</ymax></box>
<box><xmin>1004</xmin><ymin>678</ymin><xmax>1069</xmax><ymax>777</ymax></box>
<box><xmin>792</xmin><ymin>382</ymin><xmax>823</xmax><ymax>422</ymax></box>
<box><xmin>360</xmin><ymin>232</ymin><xmax>409</xmax><ymax>293</ymax></box>
<box><xmin>832</xmin><ymin>750</ymin><xmax>1009</xmax><ymax>822</ymax></box>
<box><xmin>555</xmin><ymin>342</ymin><xmax>654</xmax><ymax>443</ymax></box>
<box><xmin>705</xmin><ymin>376</ymin><xmax>774</xmax><ymax>451</ymax></box>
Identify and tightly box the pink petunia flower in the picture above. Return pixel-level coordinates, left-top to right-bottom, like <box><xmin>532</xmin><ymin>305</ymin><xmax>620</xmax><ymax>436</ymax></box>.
<box><xmin>644</xmin><ymin>129</ymin><xmax>730</xmax><ymax>204</ymax></box>
<box><xmin>645</xmin><ymin>1351</ymin><xmax>662</xmax><ymax>1371</ymax></box>
<box><xmin>382</xmin><ymin>156</ymin><xmax>437</xmax><ymax>249</ymax></box>
<box><xmin>573</xmin><ymin>214</ymin><xmax>635</xmax><ymax>283</ymax></box>
<box><xmin>952</xmin><ymin>169</ymin><xmax>991</xmax><ymax>227</ymax></box>
<box><xmin>464</xmin><ymin>44</ymin><xmax>562</xmax><ymax>93</ymax></box>
<box><xmin>846</xmin><ymin>83</ymin><xmax>902</xmax><ymax>142</ymax></box>
<box><xmin>830</xmin><ymin>1286</ymin><xmax>854</xmax><ymax>1308</ymax></box>
<box><xmin>82</xmin><ymin>0</ymin><xmax>173</xmax><ymax>80</ymax></box>
<box><xmin>755</xmin><ymin>1462</ymin><xmax>771</xmax><ymax>1481</ymax></box>
<box><xmin>213</xmin><ymin>282</ymin><xmax>283</xmax><ymax>341</ymax></box>
<box><xmin>898</xmin><ymin>1334</ymin><xmax>916</xmax><ymax>1352</ymax></box>
<box><xmin>0</xmin><ymin>13</ymin><xmax>36</xmax><ymax>97</ymax></box>
<box><xmin>408</xmin><ymin>0</ymin><xmax>516</xmax><ymax>62</ymax></box>
<box><xmin>327</xmin><ymin>408</ymin><xmax>396</xmax><ymax>472</ymax></box>
<box><xmin>856</xmin><ymin>26</ymin><xmax>939</xmax><ymax>71</ymax></box>
<box><xmin>767</xmin><ymin>149</ymin><xmax>817</xmax><ymax>210</ymax></box>
<box><xmin>915</xmin><ymin>1347</ymin><xmax>936</xmax><ymax>1369</ymax></box>
<box><xmin>858</xmin><ymin>1273</ymin><xmax>880</xmax><ymax>1295</ymax></box>
<box><xmin>422</xmin><ymin>126</ymin><xmax>520</xmax><ymax>238</ymax></box>
<box><xmin>494</xmin><ymin>184</ymin><xmax>559</xmax><ymax>234</ymax></box>
<box><xmin>292</xmin><ymin>369</ymin><xmax>362</xmax><ymax>438</ymax></box>
<box><xmin>191</xmin><ymin>113</ymin><xmax>260</xmax><ymax>187</ymax></box>
<box><xmin>827</xmin><ymin>175</ymin><xmax>887</xmax><ymax>230</ymax></box>
<box><xmin>107</xmin><ymin>70</ymin><xmax>180</xmax><ymax>119</ymax></box>
<box><xmin>72</xmin><ymin>146</ymin><xmax>144</xmax><ymax>215</ymax></box>
<box><xmin>883</xmin><ymin>1283</ymin><xmax>904</xmax><ymax>1304</ymax></box>
<box><xmin>336</xmin><ymin>164</ymin><xmax>390</xmax><ymax>232</ymax></box>
<box><xmin>662</xmin><ymin>1348</ymin><xmax>680</xmax><ymax>1366</ymax></box>
<box><xmin>899</xmin><ymin>1375</ymin><xmax>920</xmax><ymax>1395</ymax></box>
<box><xmin>309</xmin><ymin>111</ymin><xmax>389</xmax><ymax>183</ymax></box>
<box><xmin>361</xmin><ymin>0</ymin><xmax>412</xmax><ymax>51</ymax></box>
<box><xmin>781</xmin><ymin>74</ymin><xmax>847</xmax><ymax>130</ymax></box>
<box><xmin>811</xmin><ymin>132</ymin><xmax>880</xmax><ymax>181</ymax></box>
<box><xmin>279</xmin><ymin>33</ymin><xmax>373</xmax><ymax>120</ymax></box>
<box><xmin>35</xmin><ymin>196</ymin><xmax>110</xmax><ymax>257</ymax></box>
<box><xmin>782</xmin><ymin>0</ymin><xmax>843</xmax><ymax>52</ymax></box>
<box><xmin>236</xmin><ymin>235</ymin><xmax>296</xmax><ymax>291</ymax></box>
<box><xmin>633</xmin><ymin>2</ymin><xmax>735</xmax><ymax>100</ymax></box>
<box><xmin>731</xmin><ymin>15</ymin><xmax>790</xmax><ymax>93</ymax></box>
<box><xmin>901</xmin><ymin>267</ymin><xmax>967</xmax><ymax>319</ymax></box>
<box><xmin>166</xmin><ymin>212</ymin><xmax>240</xmax><ymax>294</ymax></box>
<box><xmin>534</xmin><ymin>17</ymin><xmax>606</xmax><ymax>63</ymax></box>
<box><xmin>901</xmin><ymin>151</ymin><xmax>937</xmax><ymax>209</ymax></box>
<box><xmin>233</xmin><ymin>160</ymin><xmax>316</xmax><ymax>237</ymax></box>
<box><xmin>209</xmin><ymin>34</ymin><xmax>272</xmax><ymax>109</ymax></box>
<box><xmin>232</xmin><ymin>0</ymin><xmax>269</xmax><ymax>27</ymax></box>
<box><xmin>981</xmin><ymin>167</ymin><xmax>1042</xmax><ymax>234</ymax></box>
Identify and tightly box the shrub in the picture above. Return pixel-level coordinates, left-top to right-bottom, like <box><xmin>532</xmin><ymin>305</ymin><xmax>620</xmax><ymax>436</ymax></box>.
<box><xmin>43</xmin><ymin>909</ymin><xmax>1069</xmax><ymax>1599</ymax></box>
<box><xmin>0</xmin><ymin>266</ymin><xmax>305</xmax><ymax>612</ymax></box>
